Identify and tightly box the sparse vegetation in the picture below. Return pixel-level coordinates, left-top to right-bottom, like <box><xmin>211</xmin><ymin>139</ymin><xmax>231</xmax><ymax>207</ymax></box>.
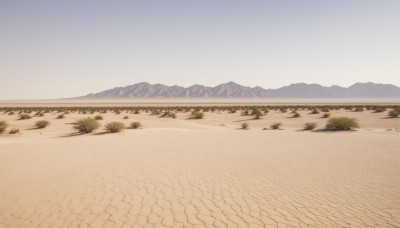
<box><xmin>251</xmin><ymin>108</ymin><xmax>263</xmax><ymax>119</ymax></box>
<box><xmin>123</xmin><ymin>116</ymin><xmax>129</xmax><ymax>119</ymax></box>
<box><xmin>271</xmin><ymin>122</ymin><xmax>282</xmax><ymax>130</ymax></box>
<box><xmin>73</xmin><ymin>118</ymin><xmax>100</xmax><ymax>133</ymax></box>
<box><xmin>310</xmin><ymin>109</ymin><xmax>320</xmax><ymax>114</ymax></box>
<box><xmin>57</xmin><ymin>114</ymin><xmax>65</xmax><ymax>119</ymax></box>
<box><xmin>322</xmin><ymin>113</ymin><xmax>331</xmax><ymax>118</ymax></box>
<box><xmin>326</xmin><ymin>117</ymin><xmax>359</xmax><ymax>131</ymax></box>
<box><xmin>292</xmin><ymin>112</ymin><xmax>301</xmax><ymax>118</ymax></box>
<box><xmin>130</xmin><ymin>122</ymin><xmax>142</xmax><ymax>129</ymax></box>
<box><xmin>241</xmin><ymin>122</ymin><xmax>249</xmax><ymax>130</ymax></box>
<box><xmin>388</xmin><ymin>109</ymin><xmax>399</xmax><ymax>118</ymax></box>
<box><xmin>19</xmin><ymin>114</ymin><xmax>32</xmax><ymax>120</ymax></box>
<box><xmin>303</xmin><ymin>122</ymin><xmax>317</xmax><ymax>130</ymax></box>
<box><xmin>105</xmin><ymin>122</ymin><xmax>125</xmax><ymax>133</ymax></box>
<box><xmin>191</xmin><ymin>111</ymin><xmax>204</xmax><ymax>119</ymax></box>
<box><xmin>35</xmin><ymin>120</ymin><xmax>50</xmax><ymax>129</ymax></box>
<box><xmin>0</xmin><ymin>121</ymin><xmax>9</xmax><ymax>134</ymax></box>
<box><xmin>8</xmin><ymin>128</ymin><xmax>20</xmax><ymax>134</ymax></box>
<box><xmin>94</xmin><ymin>115</ymin><xmax>103</xmax><ymax>120</ymax></box>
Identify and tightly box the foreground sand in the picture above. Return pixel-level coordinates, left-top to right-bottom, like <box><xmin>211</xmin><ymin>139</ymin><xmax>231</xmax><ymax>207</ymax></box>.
<box><xmin>0</xmin><ymin>109</ymin><xmax>399</xmax><ymax>227</ymax></box>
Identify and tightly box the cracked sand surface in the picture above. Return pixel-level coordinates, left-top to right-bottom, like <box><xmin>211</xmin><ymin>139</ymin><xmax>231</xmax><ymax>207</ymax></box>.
<box><xmin>0</xmin><ymin>130</ymin><xmax>399</xmax><ymax>227</ymax></box>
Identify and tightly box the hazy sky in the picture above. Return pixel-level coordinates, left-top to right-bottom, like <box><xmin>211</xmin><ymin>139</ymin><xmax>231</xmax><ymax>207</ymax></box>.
<box><xmin>1</xmin><ymin>1</ymin><xmax>400</xmax><ymax>99</ymax></box>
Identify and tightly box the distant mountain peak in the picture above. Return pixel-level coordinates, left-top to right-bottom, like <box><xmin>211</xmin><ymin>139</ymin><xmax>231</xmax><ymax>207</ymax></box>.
<box><xmin>77</xmin><ymin>82</ymin><xmax>400</xmax><ymax>99</ymax></box>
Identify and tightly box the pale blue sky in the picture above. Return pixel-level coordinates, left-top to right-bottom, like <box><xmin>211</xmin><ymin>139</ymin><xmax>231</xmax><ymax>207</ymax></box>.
<box><xmin>1</xmin><ymin>0</ymin><xmax>399</xmax><ymax>99</ymax></box>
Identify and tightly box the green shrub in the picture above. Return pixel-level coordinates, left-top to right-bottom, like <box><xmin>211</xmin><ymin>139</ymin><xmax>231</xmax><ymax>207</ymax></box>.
<box><xmin>94</xmin><ymin>115</ymin><xmax>103</xmax><ymax>120</ymax></box>
<box><xmin>105</xmin><ymin>122</ymin><xmax>125</xmax><ymax>133</ymax></box>
<box><xmin>191</xmin><ymin>111</ymin><xmax>204</xmax><ymax>119</ymax></box>
<box><xmin>9</xmin><ymin>128</ymin><xmax>20</xmax><ymax>134</ymax></box>
<box><xmin>326</xmin><ymin>117</ymin><xmax>359</xmax><ymax>131</ymax></box>
<box><xmin>73</xmin><ymin>118</ymin><xmax>100</xmax><ymax>133</ymax></box>
<box><xmin>303</xmin><ymin>122</ymin><xmax>317</xmax><ymax>130</ymax></box>
<box><xmin>241</xmin><ymin>122</ymin><xmax>249</xmax><ymax>130</ymax></box>
<box><xmin>388</xmin><ymin>109</ymin><xmax>399</xmax><ymax>118</ymax></box>
<box><xmin>130</xmin><ymin>122</ymin><xmax>142</xmax><ymax>129</ymax></box>
<box><xmin>19</xmin><ymin>114</ymin><xmax>32</xmax><ymax>120</ymax></box>
<box><xmin>0</xmin><ymin>121</ymin><xmax>9</xmax><ymax>134</ymax></box>
<box><xmin>35</xmin><ymin>120</ymin><xmax>50</xmax><ymax>129</ymax></box>
<box><xmin>271</xmin><ymin>122</ymin><xmax>282</xmax><ymax>130</ymax></box>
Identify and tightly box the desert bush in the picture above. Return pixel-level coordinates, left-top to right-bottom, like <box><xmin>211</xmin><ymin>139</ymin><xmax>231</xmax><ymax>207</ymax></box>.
<box><xmin>326</xmin><ymin>117</ymin><xmax>359</xmax><ymax>131</ymax></box>
<box><xmin>388</xmin><ymin>109</ymin><xmax>399</xmax><ymax>118</ymax></box>
<box><xmin>94</xmin><ymin>115</ymin><xmax>103</xmax><ymax>120</ymax></box>
<box><xmin>354</xmin><ymin>107</ymin><xmax>363</xmax><ymax>112</ymax></box>
<box><xmin>8</xmin><ymin>112</ymin><xmax>15</xmax><ymax>115</ymax></box>
<box><xmin>0</xmin><ymin>121</ymin><xmax>9</xmax><ymax>134</ymax></box>
<box><xmin>19</xmin><ymin>114</ymin><xmax>32</xmax><ymax>120</ymax></box>
<box><xmin>160</xmin><ymin>111</ymin><xmax>176</xmax><ymax>118</ymax></box>
<box><xmin>34</xmin><ymin>112</ymin><xmax>44</xmax><ymax>117</ymax></box>
<box><xmin>241</xmin><ymin>122</ymin><xmax>249</xmax><ymax>130</ymax></box>
<box><xmin>191</xmin><ymin>111</ymin><xmax>204</xmax><ymax>119</ymax></box>
<box><xmin>373</xmin><ymin>107</ymin><xmax>386</xmax><ymax>113</ymax></box>
<box><xmin>130</xmin><ymin>122</ymin><xmax>142</xmax><ymax>129</ymax></box>
<box><xmin>303</xmin><ymin>122</ymin><xmax>317</xmax><ymax>130</ymax></box>
<box><xmin>73</xmin><ymin>118</ymin><xmax>100</xmax><ymax>133</ymax></box>
<box><xmin>8</xmin><ymin>128</ymin><xmax>20</xmax><ymax>134</ymax></box>
<box><xmin>105</xmin><ymin>122</ymin><xmax>125</xmax><ymax>133</ymax></box>
<box><xmin>292</xmin><ymin>112</ymin><xmax>301</xmax><ymax>118</ymax></box>
<box><xmin>35</xmin><ymin>120</ymin><xmax>50</xmax><ymax>129</ymax></box>
<box><xmin>123</xmin><ymin>116</ymin><xmax>129</xmax><ymax>119</ymax></box>
<box><xmin>251</xmin><ymin>109</ymin><xmax>263</xmax><ymax>119</ymax></box>
<box><xmin>310</xmin><ymin>109</ymin><xmax>320</xmax><ymax>114</ymax></box>
<box><xmin>322</xmin><ymin>113</ymin><xmax>331</xmax><ymax>118</ymax></box>
<box><xmin>57</xmin><ymin>114</ymin><xmax>65</xmax><ymax>119</ymax></box>
<box><xmin>271</xmin><ymin>122</ymin><xmax>282</xmax><ymax>130</ymax></box>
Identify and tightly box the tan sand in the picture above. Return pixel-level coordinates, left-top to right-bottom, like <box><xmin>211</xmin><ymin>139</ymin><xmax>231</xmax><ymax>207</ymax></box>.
<box><xmin>0</xmin><ymin>107</ymin><xmax>399</xmax><ymax>227</ymax></box>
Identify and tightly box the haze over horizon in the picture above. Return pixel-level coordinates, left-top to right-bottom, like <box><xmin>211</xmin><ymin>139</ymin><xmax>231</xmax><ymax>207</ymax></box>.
<box><xmin>1</xmin><ymin>1</ymin><xmax>400</xmax><ymax>99</ymax></box>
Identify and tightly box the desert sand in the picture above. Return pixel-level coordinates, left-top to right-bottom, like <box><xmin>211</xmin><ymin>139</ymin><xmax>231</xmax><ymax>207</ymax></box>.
<box><xmin>0</xmin><ymin>105</ymin><xmax>399</xmax><ymax>227</ymax></box>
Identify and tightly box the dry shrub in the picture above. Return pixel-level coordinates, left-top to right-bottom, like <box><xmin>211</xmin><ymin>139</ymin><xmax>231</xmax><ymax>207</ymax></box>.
<box><xmin>35</xmin><ymin>120</ymin><xmax>50</xmax><ymax>129</ymax></box>
<box><xmin>94</xmin><ymin>115</ymin><xmax>103</xmax><ymax>120</ymax></box>
<box><xmin>73</xmin><ymin>118</ymin><xmax>100</xmax><ymax>133</ymax></box>
<box><xmin>130</xmin><ymin>122</ymin><xmax>142</xmax><ymax>129</ymax></box>
<box><xmin>388</xmin><ymin>109</ymin><xmax>399</xmax><ymax>118</ymax></box>
<box><xmin>322</xmin><ymin>113</ymin><xmax>331</xmax><ymax>118</ymax></box>
<box><xmin>303</xmin><ymin>122</ymin><xmax>317</xmax><ymax>130</ymax></box>
<box><xmin>105</xmin><ymin>122</ymin><xmax>125</xmax><ymax>133</ymax></box>
<box><xmin>271</xmin><ymin>122</ymin><xmax>282</xmax><ymax>130</ymax></box>
<box><xmin>241</xmin><ymin>122</ymin><xmax>249</xmax><ymax>130</ymax></box>
<box><xmin>326</xmin><ymin>117</ymin><xmax>359</xmax><ymax>131</ymax></box>
<box><xmin>191</xmin><ymin>111</ymin><xmax>204</xmax><ymax>119</ymax></box>
<box><xmin>9</xmin><ymin>128</ymin><xmax>20</xmax><ymax>134</ymax></box>
<box><xmin>19</xmin><ymin>114</ymin><xmax>32</xmax><ymax>120</ymax></box>
<box><xmin>0</xmin><ymin>121</ymin><xmax>9</xmax><ymax>134</ymax></box>
<box><xmin>292</xmin><ymin>112</ymin><xmax>301</xmax><ymax>118</ymax></box>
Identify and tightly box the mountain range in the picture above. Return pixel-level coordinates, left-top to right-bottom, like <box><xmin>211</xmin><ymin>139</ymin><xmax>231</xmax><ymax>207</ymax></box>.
<box><xmin>77</xmin><ymin>82</ymin><xmax>400</xmax><ymax>99</ymax></box>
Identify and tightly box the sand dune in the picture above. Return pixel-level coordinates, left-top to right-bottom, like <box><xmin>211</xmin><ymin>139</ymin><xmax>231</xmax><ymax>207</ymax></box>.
<box><xmin>0</xmin><ymin>108</ymin><xmax>399</xmax><ymax>227</ymax></box>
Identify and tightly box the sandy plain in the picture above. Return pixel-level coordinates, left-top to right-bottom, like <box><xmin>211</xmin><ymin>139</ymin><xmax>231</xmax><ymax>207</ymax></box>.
<box><xmin>0</xmin><ymin>103</ymin><xmax>399</xmax><ymax>227</ymax></box>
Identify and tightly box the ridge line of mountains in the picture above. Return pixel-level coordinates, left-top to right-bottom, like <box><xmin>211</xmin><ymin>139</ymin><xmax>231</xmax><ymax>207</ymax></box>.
<box><xmin>77</xmin><ymin>81</ymin><xmax>400</xmax><ymax>99</ymax></box>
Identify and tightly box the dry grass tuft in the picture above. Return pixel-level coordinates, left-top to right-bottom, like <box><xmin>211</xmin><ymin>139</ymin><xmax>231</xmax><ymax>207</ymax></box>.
<box><xmin>0</xmin><ymin>121</ymin><xmax>9</xmax><ymax>134</ymax></box>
